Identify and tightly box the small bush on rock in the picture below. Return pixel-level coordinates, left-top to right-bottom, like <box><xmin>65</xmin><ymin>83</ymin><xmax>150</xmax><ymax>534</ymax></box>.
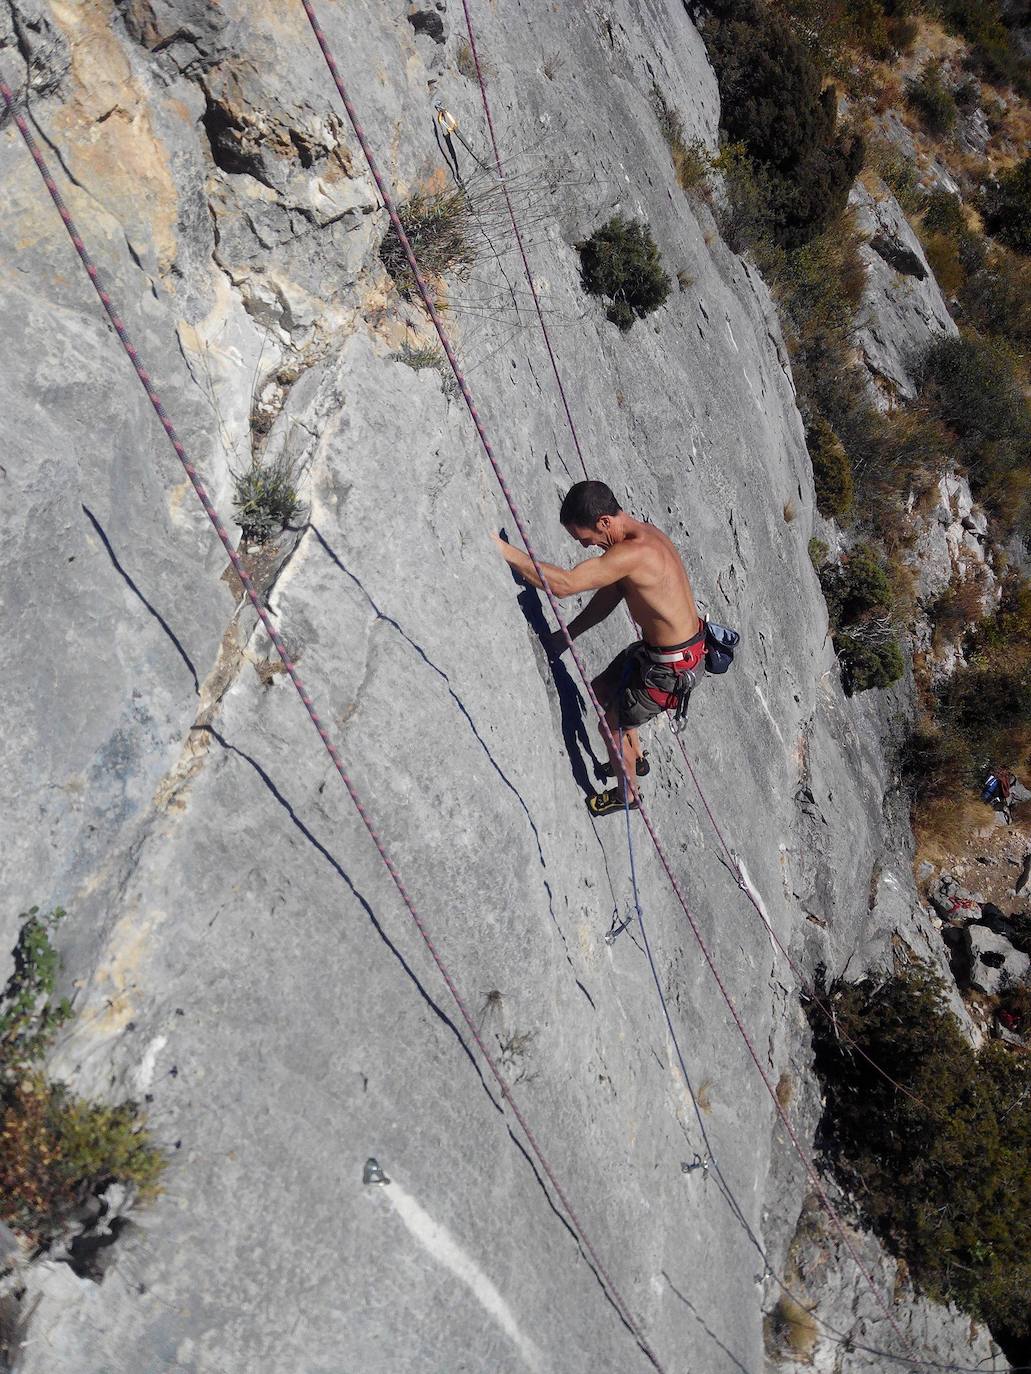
<box><xmin>0</xmin><ymin>909</ymin><xmax>164</xmax><ymax>1247</ymax></box>
<box><xmin>819</xmin><ymin>544</ymin><xmax>905</xmax><ymax>693</ymax></box>
<box><xmin>577</xmin><ymin>217</ymin><xmax>671</xmax><ymax>331</ymax></box>
<box><xmin>906</xmin><ymin>59</ymin><xmax>959</xmax><ymax>137</ymax></box>
<box><xmin>821</xmin><ymin>542</ymin><xmax>893</xmax><ymax>623</ymax></box>
<box><xmin>807</xmin><ymin>416</ymin><xmax>855</xmax><ymax>517</ymax></box>
<box><xmin>232</xmin><ymin>451</ymin><xmax>303</xmax><ymax>545</ymax></box>
<box><xmin>834</xmin><ymin>631</ymin><xmax>905</xmax><ymax>691</ymax></box>
<box><xmin>808</xmin><ymin>536</ymin><xmax>829</xmax><ymax>568</ymax></box>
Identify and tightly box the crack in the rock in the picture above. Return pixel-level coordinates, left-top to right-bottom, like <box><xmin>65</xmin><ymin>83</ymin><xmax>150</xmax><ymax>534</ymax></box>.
<box><xmin>82</xmin><ymin>504</ymin><xmax>200</xmax><ymax>693</ymax></box>
<box><xmin>308</xmin><ymin>526</ymin><xmax>579</xmax><ymax>960</ymax></box>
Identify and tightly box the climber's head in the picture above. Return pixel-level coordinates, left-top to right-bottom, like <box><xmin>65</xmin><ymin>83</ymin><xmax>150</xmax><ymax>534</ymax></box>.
<box><xmin>560</xmin><ymin>480</ymin><xmax>623</xmax><ymax>548</ymax></box>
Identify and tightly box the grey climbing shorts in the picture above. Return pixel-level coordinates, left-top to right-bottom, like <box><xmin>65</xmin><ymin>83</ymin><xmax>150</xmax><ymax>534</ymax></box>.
<box><xmin>597</xmin><ymin>642</ymin><xmax>682</xmax><ymax>730</ymax></box>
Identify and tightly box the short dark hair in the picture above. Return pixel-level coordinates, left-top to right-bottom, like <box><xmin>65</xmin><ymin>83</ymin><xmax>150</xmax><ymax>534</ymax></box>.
<box><xmin>559</xmin><ymin>481</ymin><xmax>621</xmax><ymax>528</ymax></box>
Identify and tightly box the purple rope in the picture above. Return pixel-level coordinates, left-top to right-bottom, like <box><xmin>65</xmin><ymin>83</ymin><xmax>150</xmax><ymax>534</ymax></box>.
<box><xmin>0</xmin><ymin>75</ymin><xmax>664</xmax><ymax>1374</ymax></box>
<box><xmin>295</xmin><ymin>10</ymin><xmax>920</xmax><ymax>1358</ymax></box>
<box><xmin>458</xmin><ymin>0</ymin><xmax>590</xmax><ymax>481</ymax></box>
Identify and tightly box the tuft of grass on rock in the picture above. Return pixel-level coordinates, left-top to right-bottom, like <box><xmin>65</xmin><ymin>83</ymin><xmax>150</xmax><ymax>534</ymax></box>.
<box><xmin>651</xmin><ymin>86</ymin><xmax>711</xmax><ymax>193</ymax></box>
<box><xmin>232</xmin><ymin>451</ymin><xmax>304</xmax><ymax>545</ymax></box>
<box><xmin>395</xmin><ymin>341</ymin><xmax>460</xmax><ymax>400</ymax></box>
<box><xmin>379</xmin><ymin>187</ymin><xmax>478</xmax><ymax>297</ymax></box>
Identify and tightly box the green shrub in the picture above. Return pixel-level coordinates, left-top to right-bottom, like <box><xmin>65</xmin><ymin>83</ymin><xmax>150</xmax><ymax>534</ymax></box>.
<box><xmin>962</xmin><ymin>247</ymin><xmax>1031</xmax><ymax>355</ymax></box>
<box><xmin>919</xmin><ymin>334</ymin><xmax>1031</xmax><ymax>517</ymax></box>
<box><xmin>808</xmin><ymin>536</ymin><xmax>829</xmax><ymax>568</ymax></box>
<box><xmin>982</xmin><ymin>157</ymin><xmax>1031</xmax><ymax>257</ymax></box>
<box><xmin>834</xmin><ymin>630</ymin><xmax>906</xmax><ymax>691</ymax></box>
<box><xmin>921</xmin><ymin>188</ymin><xmax>966</xmax><ymax>238</ymax></box>
<box><xmin>809</xmin><ymin>968</ymin><xmax>1031</xmax><ymax>1335</ymax></box>
<box><xmin>701</xmin><ymin>0</ymin><xmax>863</xmax><ymax>246</ymax></box>
<box><xmin>0</xmin><ymin>909</ymin><xmax>164</xmax><ymax>1247</ymax></box>
<box><xmin>576</xmin><ymin>216</ymin><xmax>671</xmax><ymax>331</ymax></box>
<box><xmin>818</xmin><ymin>543</ymin><xmax>905</xmax><ymax>693</ymax></box>
<box><xmin>906</xmin><ymin>59</ymin><xmax>958</xmax><ymax>137</ymax></box>
<box><xmin>821</xmin><ymin>542</ymin><xmax>893</xmax><ymax>623</ymax></box>
<box><xmin>807</xmin><ymin>416</ymin><xmax>855</xmax><ymax>517</ymax></box>
<box><xmin>232</xmin><ymin>451</ymin><xmax>303</xmax><ymax>545</ymax></box>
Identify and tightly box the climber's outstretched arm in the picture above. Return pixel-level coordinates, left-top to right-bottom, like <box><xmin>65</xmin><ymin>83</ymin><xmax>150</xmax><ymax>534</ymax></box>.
<box><xmin>493</xmin><ymin>533</ymin><xmax>636</xmax><ymax>598</ymax></box>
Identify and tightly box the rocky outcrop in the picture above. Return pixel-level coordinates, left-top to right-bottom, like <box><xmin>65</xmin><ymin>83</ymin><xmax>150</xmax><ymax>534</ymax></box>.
<box><xmin>0</xmin><ymin>2</ymin><xmax>1003</xmax><ymax>1371</ymax></box>
<box><xmin>850</xmin><ymin>177</ymin><xmax>958</xmax><ymax>403</ymax></box>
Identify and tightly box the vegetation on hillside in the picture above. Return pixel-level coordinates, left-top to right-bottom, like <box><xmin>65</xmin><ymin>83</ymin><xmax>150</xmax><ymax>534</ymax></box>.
<box><xmin>693</xmin><ymin>0</ymin><xmax>1031</xmax><ymax>721</ymax></box>
<box><xmin>0</xmin><ymin>908</ymin><xmax>164</xmax><ymax>1249</ymax></box>
<box><xmin>810</xmin><ymin>970</ymin><xmax>1031</xmax><ymax>1338</ymax></box>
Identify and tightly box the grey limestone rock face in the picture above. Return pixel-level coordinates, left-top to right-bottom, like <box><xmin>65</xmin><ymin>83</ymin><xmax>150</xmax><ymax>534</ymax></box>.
<box><xmin>963</xmin><ymin>924</ymin><xmax>1031</xmax><ymax>996</ymax></box>
<box><xmin>850</xmin><ymin>177</ymin><xmax>958</xmax><ymax>402</ymax></box>
<box><xmin>0</xmin><ymin>1</ymin><xmax>1002</xmax><ymax>1372</ymax></box>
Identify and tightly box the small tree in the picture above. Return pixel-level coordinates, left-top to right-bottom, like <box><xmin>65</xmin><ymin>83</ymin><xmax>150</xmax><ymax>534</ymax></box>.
<box><xmin>701</xmin><ymin>0</ymin><xmax>863</xmax><ymax>246</ymax></box>
<box><xmin>806</xmin><ymin>416</ymin><xmax>854</xmax><ymax>518</ymax></box>
<box><xmin>577</xmin><ymin>217</ymin><xmax>671</xmax><ymax>331</ymax></box>
<box><xmin>983</xmin><ymin>157</ymin><xmax>1031</xmax><ymax>256</ymax></box>
<box><xmin>906</xmin><ymin>60</ymin><xmax>959</xmax><ymax>137</ymax></box>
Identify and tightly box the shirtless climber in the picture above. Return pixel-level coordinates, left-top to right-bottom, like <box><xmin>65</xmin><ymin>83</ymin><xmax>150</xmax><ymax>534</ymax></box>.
<box><xmin>493</xmin><ymin>480</ymin><xmax>703</xmax><ymax>817</ymax></box>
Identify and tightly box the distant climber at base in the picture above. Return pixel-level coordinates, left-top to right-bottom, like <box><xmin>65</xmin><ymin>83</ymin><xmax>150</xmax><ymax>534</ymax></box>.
<box><xmin>493</xmin><ymin>480</ymin><xmax>703</xmax><ymax>817</ymax></box>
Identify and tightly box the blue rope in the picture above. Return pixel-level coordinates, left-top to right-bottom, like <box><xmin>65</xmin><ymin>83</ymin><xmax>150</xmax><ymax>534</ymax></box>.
<box><xmin>617</xmin><ymin>725</ymin><xmax>763</xmax><ymax>1245</ymax></box>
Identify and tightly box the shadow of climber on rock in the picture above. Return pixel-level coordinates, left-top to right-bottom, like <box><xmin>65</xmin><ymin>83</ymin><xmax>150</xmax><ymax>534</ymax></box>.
<box><xmin>499</xmin><ymin>536</ymin><xmax>606</xmax><ymax>797</ymax></box>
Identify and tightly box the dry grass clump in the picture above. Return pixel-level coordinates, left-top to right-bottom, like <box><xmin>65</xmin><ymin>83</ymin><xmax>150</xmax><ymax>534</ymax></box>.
<box><xmin>379</xmin><ymin>186</ymin><xmax>479</xmax><ymax>296</ymax></box>
<box><xmin>651</xmin><ymin>86</ymin><xmax>711</xmax><ymax>194</ymax></box>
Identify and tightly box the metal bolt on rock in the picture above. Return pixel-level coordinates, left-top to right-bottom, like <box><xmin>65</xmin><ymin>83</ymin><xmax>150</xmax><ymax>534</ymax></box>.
<box><xmin>363</xmin><ymin>1158</ymin><xmax>390</xmax><ymax>1186</ymax></box>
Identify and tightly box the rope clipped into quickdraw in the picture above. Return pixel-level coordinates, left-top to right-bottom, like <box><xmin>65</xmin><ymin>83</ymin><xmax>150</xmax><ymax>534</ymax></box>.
<box><xmin>297</xmin><ymin>8</ymin><xmax>924</xmax><ymax>1360</ymax></box>
<box><xmin>0</xmin><ymin>72</ymin><xmax>666</xmax><ymax>1374</ymax></box>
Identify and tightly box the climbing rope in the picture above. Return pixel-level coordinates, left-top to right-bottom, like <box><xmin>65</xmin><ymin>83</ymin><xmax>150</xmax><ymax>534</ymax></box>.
<box><xmin>457</xmin><ymin>0</ymin><xmax>590</xmax><ymax>483</ymax></box>
<box><xmin>672</xmin><ymin>730</ymin><xmax>943</xmax><ymax>1117</ymax></box>
<box><xmin>458</xmin><ymin>0</ymin><xmax>943</xmax><ymax>1124</ymax></box>
<box><xmin>296</xmin><ymin>6</ymin><xmax>920</xmax><ymax>1362</ymax></box>
<box><xmin>0</xmin><ymin>76</ymin><xmax>666</xmax><ymax>1374</ymax></box>
<box><xmin>5</xmin><ymin>20</ymin><xmax>1010</xmax><ymax>1372</ymax></box>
